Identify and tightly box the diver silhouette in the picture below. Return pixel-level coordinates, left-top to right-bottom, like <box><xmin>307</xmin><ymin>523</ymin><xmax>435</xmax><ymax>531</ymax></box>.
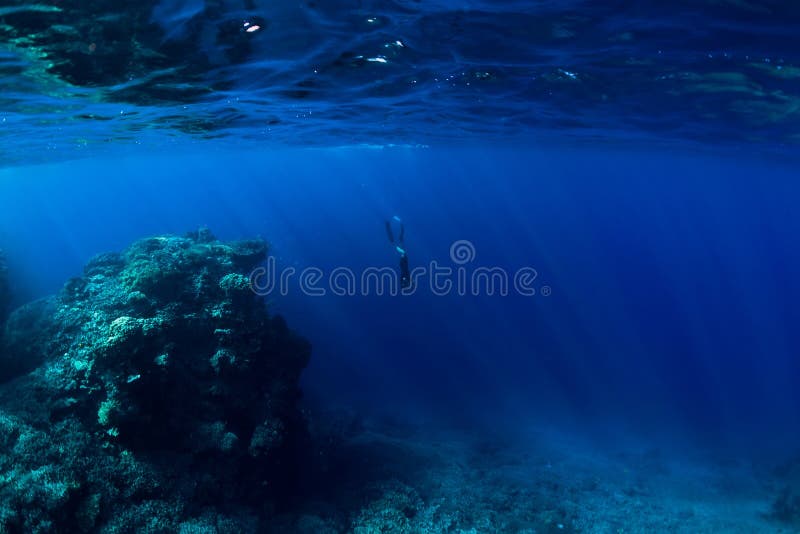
<box><xmin>385</xmin><ymin>216</ymin><xmax>411</xmax><ymax>289</ymax></box>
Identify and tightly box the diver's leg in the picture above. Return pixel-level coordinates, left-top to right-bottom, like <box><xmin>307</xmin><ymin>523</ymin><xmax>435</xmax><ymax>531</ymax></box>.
<box><xmin>385</xmin><ymin>220</ymin><xmax>396</xmax><ymax>244</ymax></box>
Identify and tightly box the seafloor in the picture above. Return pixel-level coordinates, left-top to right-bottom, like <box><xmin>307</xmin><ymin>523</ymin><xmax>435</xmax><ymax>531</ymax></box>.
<box><xmin>0</xmin><ymin>233</ymin><xmax>797</xmax><ymax>533</ymax></box>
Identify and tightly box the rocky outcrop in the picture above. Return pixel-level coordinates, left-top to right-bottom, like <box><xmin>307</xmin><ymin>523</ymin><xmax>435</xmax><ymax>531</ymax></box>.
<box><xmin>0</xmin><ymin>230</ymin><xmax>311</xmax><ymax>532</ymax></box>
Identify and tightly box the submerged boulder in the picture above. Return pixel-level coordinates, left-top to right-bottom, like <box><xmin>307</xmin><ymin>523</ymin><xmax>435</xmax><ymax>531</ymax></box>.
<box><xmin>0</xmin><ymin>230</ymin><xmax>311</xmax><ymax>532</ymax></box>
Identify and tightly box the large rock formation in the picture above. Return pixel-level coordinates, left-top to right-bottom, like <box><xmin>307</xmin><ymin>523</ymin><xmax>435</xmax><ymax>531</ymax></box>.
<box><xmin>0</xmin><ymin>230</ymin><xmax>311</xmax><ymax>532</ymax></box>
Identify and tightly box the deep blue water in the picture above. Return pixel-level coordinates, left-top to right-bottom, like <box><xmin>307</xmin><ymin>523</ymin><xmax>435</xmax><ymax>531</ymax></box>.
<box><xmin>2</xmin><ymin>146</ymin><xmax>798</xmax><ymax>459</ymax></box>
<box><xmin>2</xmin><ymin>1</ymin><xmax>800</xmax><ymax>529</ymax></box>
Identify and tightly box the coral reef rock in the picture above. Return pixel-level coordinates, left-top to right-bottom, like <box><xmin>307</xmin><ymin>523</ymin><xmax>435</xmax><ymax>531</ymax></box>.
<box><xmin>0</xmin><ymin>231</ymin><xmax>311</xmax><ymax>532</ymax></box>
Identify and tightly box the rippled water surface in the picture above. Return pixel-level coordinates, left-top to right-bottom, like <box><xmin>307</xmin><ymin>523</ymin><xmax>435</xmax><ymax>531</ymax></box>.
<box><xmin>2</xmin><ymin>0</ymin><xmax>800</xmax><ymax>164</ymax></box>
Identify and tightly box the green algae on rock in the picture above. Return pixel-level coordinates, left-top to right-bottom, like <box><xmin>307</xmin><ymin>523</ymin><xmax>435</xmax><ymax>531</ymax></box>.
<box><xmin>0</xmin><ymin>230</ymin><xmax>311</xmax><ymax>532</ymax></box>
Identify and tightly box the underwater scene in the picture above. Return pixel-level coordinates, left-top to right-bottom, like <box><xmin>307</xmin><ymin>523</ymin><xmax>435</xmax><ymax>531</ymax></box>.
<box><xmin>2</xmin><ymin>1</ymin><xmax>800</xmax><ymax>533</ymax></box>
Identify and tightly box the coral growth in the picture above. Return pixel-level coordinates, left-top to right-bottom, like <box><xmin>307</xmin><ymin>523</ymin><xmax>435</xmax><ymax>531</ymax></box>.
<box><xmin>0</xmin><ymin>230</ymin><xmax>310</xmax><ymax>532</ymax></box>
<box><xmin>0</xmin><ymin>231</ymin><xmax>784</xmax><ymax>533</ymax></box>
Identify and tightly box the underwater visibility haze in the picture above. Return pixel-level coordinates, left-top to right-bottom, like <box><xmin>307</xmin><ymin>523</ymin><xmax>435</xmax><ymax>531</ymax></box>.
<box><xmin>1</xmin><ymin>1</ymin><xmax>800</xmax><ymax>532</ymax></box>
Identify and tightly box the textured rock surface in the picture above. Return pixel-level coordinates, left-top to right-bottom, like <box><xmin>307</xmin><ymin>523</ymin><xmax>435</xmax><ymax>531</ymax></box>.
<box><xmin>0</xmin><ymin>230</ymin><xmax>310</xmax><ymax>532</ymax></box>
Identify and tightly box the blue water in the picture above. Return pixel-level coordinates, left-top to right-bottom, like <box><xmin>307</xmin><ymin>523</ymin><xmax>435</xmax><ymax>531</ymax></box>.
<box><xmin>2</xmin><ymin>1</ymin><xmax>800</xmax><ymax>530</ymax></box>
<box><xmin>2</xmin><ymin>0</ymin><xmax>800</xmax><ymax>166</ymax></box>
<box><xmin>2</xmin><ymin>146</ymin><xmax>798</xmax><ymax>457</ymax></box>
